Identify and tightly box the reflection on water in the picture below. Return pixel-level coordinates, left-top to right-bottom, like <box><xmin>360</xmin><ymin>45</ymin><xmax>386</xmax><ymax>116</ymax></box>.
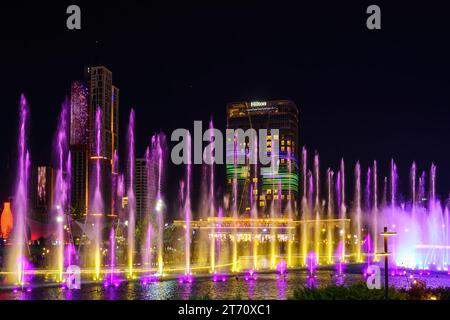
<box><xmin>1</xmin><ymin>271</ymin><xmax>450</xmax><ymax>300</ymax></box>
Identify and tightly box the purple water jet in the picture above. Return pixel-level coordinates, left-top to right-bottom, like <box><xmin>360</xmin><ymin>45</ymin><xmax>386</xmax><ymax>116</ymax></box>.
<box><xmin>126</xmin><ymin>109</ymin><xmax>136</xmax><ymax>278</ymax></box>
<box><xmin>9</xmin><ymin>95</ymin><xmax>30</xmax><ymax>286</ymax></box>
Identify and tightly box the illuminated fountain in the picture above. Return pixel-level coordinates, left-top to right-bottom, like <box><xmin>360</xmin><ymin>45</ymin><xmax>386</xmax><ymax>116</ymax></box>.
<box><xmin>372</xmin><ymin>162</ymin><xmax>450</xmax><ymax>271</ymax></box>
<box><xmin>313</xmin><ymin>153</ymin><xmax>321</xmax><ymax>263</ymax></box>
<box><xmin>179</xmin><ymin>132</ymin><xmax>193</xmax><ymax>284</ymax></box>
<box><xmin>306</xmin><ymin>251</ymin><xmax>318</xmax><ymax>287</ymax></box>
<box><xmin>52</xmin><ymin>99</ymin><xmax>71</xmax><ymax>282</ymax></box>
<box><xmin>300</xmin><ymin>147</ymin><xmax>311</xmax><ymax>266</ymax></box>
<box><xmin>251</xmin><ymin>134</ymin><xmax>258</xmax><ymax>271</ymax></box>
<box><xmin>231</xmin><ymin>132</ymin><xmax>239</xmax><ymax>272</ymax></box>
<box><xmin>149</xmin><ymin>133</ymin><xmax>167</xmax><ymax>276</ymax></box>
<box><xmin>141</xmin><ymin>147</ymin><xmax>153</xmax><ymax>280</ymax></box>
<box><xmin>276</xmin><ymin>259</ymin><xmax>287</xmax><ymax>280</ymax></box>
<box><xmin>335</xmin><ymin>241</ymin><xmax>346</xmax><ymax>279</ymax></box>
<box><xmin>104</xmin><ymin>227</ymin><xmax>120</xmax><ymax>288</ymax></box>
<box><xmin>8</xmin><ymin>95</ymin><xmax>31</xmax><ymax>288</ymax></box>
<box><xmin>126</xmin><ymin>109</ymin><xmax>136</xmax><ymax>278</ymax></box>
<box><xmin>3</xmin><ymin>96</ymin><xmax>450</xmax><ymax>291</ymax></box>
<box><xmin>89</xmin><ymin>107</ymin><xmax>104</xmax><ymax>280</ymax></box>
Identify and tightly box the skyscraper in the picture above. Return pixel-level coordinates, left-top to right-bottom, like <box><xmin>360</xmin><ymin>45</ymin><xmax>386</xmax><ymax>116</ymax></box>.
<box><xmin>70</xmin><ymin>66</ymin><xmax>119</xmax><ymax>218</ymax></box>
<box><xmin>70</xmin><ymin>80</ymin><xmax>89</xmax><ymax>218</ymax></box>
<box><xmin>226</xmin><ymin>100</ymin><xmax>299</xmax><ymax>218</ymax></box>
<box><xmin>135</xmin><ymin>157</ymin><xmax>148</xmax><ymax>222</ymax></box>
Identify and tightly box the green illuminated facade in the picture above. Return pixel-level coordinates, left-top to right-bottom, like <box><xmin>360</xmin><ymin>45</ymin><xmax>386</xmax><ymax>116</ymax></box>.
<box><xmin>226</xmin><ymin>100</ymin><xmax>299</xmax><ymax>218</ymax></box>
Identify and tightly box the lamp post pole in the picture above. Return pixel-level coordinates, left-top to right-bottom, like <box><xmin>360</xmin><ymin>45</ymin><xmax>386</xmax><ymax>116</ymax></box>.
<box><xmin>383</xmin><ymin>227</ymin><xmax>389</xmax><ymax>299</ymax></box>
<box><xmin>378</xmin><ymin>226</ymin><xmax>397</xmax><ymax>300</ymax></box>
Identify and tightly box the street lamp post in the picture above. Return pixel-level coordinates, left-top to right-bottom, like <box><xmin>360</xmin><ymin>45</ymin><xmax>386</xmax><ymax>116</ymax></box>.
<box><xmin>377</xmin><ymin>226</ymin><xmax>397</xmax><ymax>299</ymax></box>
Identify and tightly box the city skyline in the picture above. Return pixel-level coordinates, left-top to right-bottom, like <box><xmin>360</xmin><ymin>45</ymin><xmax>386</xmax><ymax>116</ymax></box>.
<box><xmin>1</xmin><ymin>3</ymin><xmax>449</xmax><ymax>203</ymax></box>
<box><xmin>1</xmin><ymin>1</ymin><xmax>450</xmax><ymax>303</ymax></box>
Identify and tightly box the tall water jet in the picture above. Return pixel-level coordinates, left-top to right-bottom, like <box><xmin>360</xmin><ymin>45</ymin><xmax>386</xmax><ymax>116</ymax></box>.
<box><xmin>430</xmin><ymin>164</ymin><xmax>437</xmax><ymax>206</ymax></box>
<box><xmin>53</xmin><ymin>99</ymin><xmax>71</xmax><ymax>282</ymax></box>
<box><xmin>326</xmin><ymin>169</ymin><xmax>334</xmax><ymax>264</ymax></box>
<box><xmin>9</xmin><ymin>95</ymin><xmax>30</xmax><ymax>286</ymax></box>
<box><xmin>153</xmin><ymin>133</ymin><xmax>167</xmax><ymax>275</ymax></box>
<box><xmin>410</xmin><ymin>162</ymin><xmax>417</xmax><ymax>208</ymax></box>
<box><xmin>251</xmin><ymin>134</ymin><xmax>258</xmax><ymax>270</ymax></box>
<box><xmin>142</xmin><ymin>147</ymin><xmax>152</xmax><ymax>273</ymax></box>
<box><xmin>419</xmin><ymin>171</ymin><xmax>426</xmax><ymax>205</ymax></box>
<box><xmin>270</xmin><ymin>146</ymin><xmax>278</xmax><ymax>269</ymax></box>
<box><xmin>143</xmin><ymin>222</ymin><xmax>153</xmax><ymax>275</ymax></box>
<box><xmin>286</xmin><ymin>138</ymin><xmax>294</xmax><ymax>268</ymax></box>
<box><xmin>365</xmin><ymin>167</ymin><xmax>371</xmax><ymax>212</ymax></box>
<box><xmin>313</xmin><ymin>152</ymin><xmax>321</xmax><ymax>263</ymax></box>
<box><xmin>183</xmin><ymin>133</ymin><xmax>192</xmax><ymax>276</ymax></box>
<box><xmin>117</xmin><ymin>174</ymin><xmax>125</xmax><ymax>220</ymax></box>
<box><xmin>391</xmin><ymin>159</ymin><xmax>398</xmax><ymax>208</ymax></box>
<box><xmin>112</xmin><ymin>150</ymin><xmax>119</xmax><ymax>219</ymax></box>
<box><xmin>390</xmin><ymin>160</ymin><xmax>398</xmax><ymax>268</ymax></box>
<box><xmin>206</xmin><ymin>118</ymin><xmax>216</xmax><ymax>273</ymax></box>
<box><xmin>231</xmin><ymin>132</ymin><xmax>239</xmax><ymax>272</ymax></box>
<box><xmin>335</xmin><ymin>241</ymin><xmax>346</xmax><ymax>277</ymax></box>
<box><xmin>300</xmin><ymin>147</ymin><xmax>309</xmax><ymax>266</ymax></box>
<box><xmin>126</xmin><ymin>109</ymin><xmax>136</xmax><ymax>278</ymax></box>
<box><xmin>107</xmin><ymin>227</ymin><xmax>116</xmax><ymax>286</ymax></box>
<box><xmin>339</xmin><ymin>159</ymin><xmax>346</xmax><ymax>262</ymax></box>
<box><xmin>89</xmin><ymin>107</ymin><xmax>104</xmax><ymax>280</ymax></box>
<box><xmin>372</xmin><ymin>161</ymin><xmax>379</xmax><ymax>261</ymax></box>
<box><xmin>354</xmin><ymin>162</ymin><xmax>362</xmax><ymax>262</ymax></box>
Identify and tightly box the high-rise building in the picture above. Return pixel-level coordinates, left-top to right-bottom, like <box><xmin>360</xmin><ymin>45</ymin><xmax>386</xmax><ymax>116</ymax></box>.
<box><xmin>69</xmin><ymin>66</ymin><xmax>119</xmax><ymax>218</ymax></box>
<box><xmin>85</xmin><ymin>66</ymin><xmax>119</xmax><ymax>217</ymax></box>
<box><xmin>70</xmin><ymin>80</ymin><xmax>89</xmax><ymax>217</ymax></box>
<box><xmin>85</xmin><ymin>66</ymin><xmax>119</xmax><ymax>159</ymax></box>
<box><xmin>135</xmin><ymin>158</ymin><xmax>148</xmax><ymax>222</ymax></box>
<box><xmin>226</xmin><ymin>100</ymin><xmax>299</xmax><ymax>218</ymax></box>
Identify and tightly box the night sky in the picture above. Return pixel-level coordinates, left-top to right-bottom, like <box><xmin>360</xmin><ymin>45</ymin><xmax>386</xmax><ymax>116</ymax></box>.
<box><xmin>0</xmin><ymin>1</ymin><xmax>449</xmax><ymax>210</ymax></box>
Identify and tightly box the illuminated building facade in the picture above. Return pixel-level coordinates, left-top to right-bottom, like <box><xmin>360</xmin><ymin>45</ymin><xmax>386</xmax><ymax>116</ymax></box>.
<box><xmin>135</xmin><ymin>157</ymin><xmax>148</xmax><ymax>222</ymax></box>
<box><xmin>85</xmin><ymin>66</ymin><xmax>120</xmax><ymax>217</ymax></box>
<box><xmin>226</xmin><ymin>100</ymin><xmax>299</xmax><ymax>218</ymax></box>
<box><xmin>70</xmin><ymin>81</ymin><xmax>89</xmax><ymax>217</ymax></box>
<box><xmin>69</xmin><ymin>66</ymin><xmax>120</xmax><ymax>218</ymax></box>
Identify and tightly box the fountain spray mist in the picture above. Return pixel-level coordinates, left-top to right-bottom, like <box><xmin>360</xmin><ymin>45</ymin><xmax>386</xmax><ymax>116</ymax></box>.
<box><xmin>300</xmin><ymin>147</ymin><xmax>310</xmax><ymax>266</ymax></box>
<box><xmin>207</xmin><ymin>118</ymin><xmax>216</xmax><ymax>273</ymax></box>
<box><xmin>90</xmin><ymin>107</ymin><xmax>104</xmax><ymax>280</ymax></box>
<box><xmin>154</xmin><ymin>133</ymin><xmax>167</xmax><ymax>275</ymax></box>
<box><xmin>354</xmin><ymin>162</ymin><xmax>362</xmax><ymax>262</ymax></box>
<box><xmin>326</xmin><ymin>168</ymin><xmax>334</xmax><ymax>264</ymax></box>
<box><xmin>53</xmin><ymin>99</ymin><xmax>71</xmax><ymax>282</ymax></box>
<box><xmin>313</xmin><ymin>152</ymin><xmax>321</xmax><ymax>263</ymax></box>
<box><xmin>9</xmin><ymin>95</ymin><xmax>30</xmax><ymax>286</ymax></box>
<box><xmin>184</xmin><ymin>133</ymin><xmax>192</xmax><ymax>275</ymax></box>
<box><xmin>127</xmin><ymin>110</ymin><xmax>136</xmax><ymax>278</ymax></box>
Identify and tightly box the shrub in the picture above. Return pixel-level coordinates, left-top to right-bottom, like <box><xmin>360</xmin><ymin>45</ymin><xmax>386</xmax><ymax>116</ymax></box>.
<box><xmin>292</xmin><ymin>281</ymin><xmax>407</xmax><ymax>300</ymax></box>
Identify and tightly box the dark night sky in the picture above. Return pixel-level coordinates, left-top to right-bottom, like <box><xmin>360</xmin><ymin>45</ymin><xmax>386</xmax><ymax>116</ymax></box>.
<box><xmin>0</xmin><ymin>1</ymin><xmax>449</xmax><ymax>210</ymax></box>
